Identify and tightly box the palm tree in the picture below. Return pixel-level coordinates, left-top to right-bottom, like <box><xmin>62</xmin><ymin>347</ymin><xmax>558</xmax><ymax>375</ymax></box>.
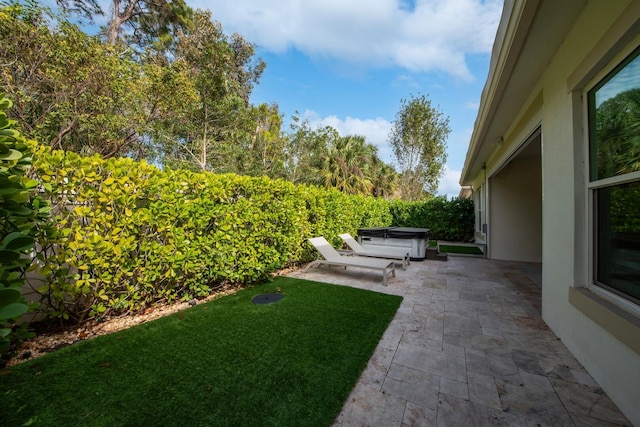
<box><xmin>314</xmin><ymin>135</ymin><xmax>376</xmax><ymax>195</ymax></box>
<box><xmin>370</xmin><ymin>160</ymin><xmax>398</xmax><ymax>198</ymax></box>
<box><xmin>594</xmin><ymin>87</ymin><xmax>640</xmax><ymax>178</ymax></box>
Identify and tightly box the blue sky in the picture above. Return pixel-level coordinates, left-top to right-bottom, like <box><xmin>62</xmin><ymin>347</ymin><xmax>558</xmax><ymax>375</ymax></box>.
<box><xmin>47</xmin><ymin>0</ymin><xmax>503</xmax><ymax>198</ymax></box>
<box><xmin>202</xmin><ymin>0</ymin><xmax>504</xmax><ymax>198</ymax></box>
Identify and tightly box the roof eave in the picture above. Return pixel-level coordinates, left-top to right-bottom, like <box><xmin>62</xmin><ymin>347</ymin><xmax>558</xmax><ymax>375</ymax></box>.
<box><xmin>460</xmin><ymin>0</ymin><xmax>538</xmax><ymax>185</ymax></box>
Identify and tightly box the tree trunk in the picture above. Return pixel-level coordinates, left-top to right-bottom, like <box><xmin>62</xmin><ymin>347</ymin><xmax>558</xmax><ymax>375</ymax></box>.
<box><xmin>105</xmin><ymin>0</ymin><xmax>140</xmax><ymax>44</ymax></box>
<box><xmin>200</xmin><ymin>106</ymin><xmax>208</xmax><ymax>171</ymax></box>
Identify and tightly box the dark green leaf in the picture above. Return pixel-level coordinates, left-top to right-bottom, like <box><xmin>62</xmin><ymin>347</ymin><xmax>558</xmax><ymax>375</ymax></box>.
<box><xmin>0</xmin><ymin>302</ymin><xmax>29</xmax><ymax>320</ymax></box>
<box><xmin>0</xmin><ymin>250</ymin><xmax>21</xmax><ymax>262</ymax></box>
<box><xmin>0</xmin><ymin>287</ymin><xmax>22</xmax><ymax>306</ymax></box>
<box><xmin>0</xmin><ymin>149</ymin><xmax>23</xmax><ymax>161</ymax></box>
<box><xmin>2</xmin><ymin>233</ymin><xmax>34</xmax><ymax>251</ymax></box>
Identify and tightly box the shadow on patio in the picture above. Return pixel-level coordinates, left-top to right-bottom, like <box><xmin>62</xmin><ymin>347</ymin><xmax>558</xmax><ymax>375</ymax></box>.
<box><xmin>287</xmin><ymin>256</ymin><xmax>631</xmax><ymax>426</ymax></box>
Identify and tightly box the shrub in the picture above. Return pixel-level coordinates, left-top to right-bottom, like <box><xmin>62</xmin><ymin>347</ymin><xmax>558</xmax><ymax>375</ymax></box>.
<box><xmin>23</xmin><ymin>144</ymin><xmax>474</xmax><ymax>325</ymax></box>
<box><xmin>0</xmin><ymin>95</ymin><xmax>49</xmax><ymax>355</ymax></box>
<box><xmin>389</xmin><ymin>197</ymin><xmax>474</xmax><ymax>241</ymax></box>
<box><xmin>28</xmin><ymin>148</ymin><xmax>398</xmax><ymax>323</ymax></box>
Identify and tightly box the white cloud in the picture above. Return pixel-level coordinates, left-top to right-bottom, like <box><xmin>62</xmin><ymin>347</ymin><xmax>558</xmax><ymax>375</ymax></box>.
<box><xmin>198</xmin><ymin>0</ymin><xmax>503</xmax><ymax>79</ymax></box>
<box><xmin>51</xmin><ymin>0</ymin><xmax>502</xmax><ymax>79</ymax></box>
<box><xmin>437</xmin><ymin>166</ymin><xmax>462</xmax><ymax>199</ymax></box>
<box><xmin>465</xmin><ymin>100</ymin><xmax>480</xmax><ymax>110</ymax></box>
<box><xmin>297</xmin><ymin>110</ymin><xmax>462</xmax><ymax>198</ymax></box>
<box><xmin>302</xmin><ymin>110</ymin><xmax>394</xmax><ymax>163</ymax></box>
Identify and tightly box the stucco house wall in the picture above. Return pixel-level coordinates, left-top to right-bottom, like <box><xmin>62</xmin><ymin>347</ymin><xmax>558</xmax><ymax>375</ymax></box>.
<box><xmin>489</xmin><ymin>144</ymin><xmax>541</xmax><ymax>262</ymax></box>
<box><xmin>461</xmin><ymin>1</ymin><xmax>640</xmax><ymax>424</ymax></box>
<box><xmin>542</xmin><ymin>2</ymin><xmax>640</xmax><ymax>422</ymax></box>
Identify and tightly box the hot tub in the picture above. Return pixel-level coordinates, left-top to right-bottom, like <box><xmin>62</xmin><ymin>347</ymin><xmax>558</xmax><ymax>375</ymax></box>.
<box><xmin>357</xmin><ymin>227</ymin><xmax>430</xmax><ymax>260</ymax></box>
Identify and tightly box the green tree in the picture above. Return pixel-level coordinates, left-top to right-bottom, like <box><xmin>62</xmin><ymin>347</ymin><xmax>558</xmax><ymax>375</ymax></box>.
<box><xmin>389</xmin><ymin>93</ymin><xmax>450</xmax><ymax>200</ymax></box>
<box><xmin>0</xmin><ymin>2</ymin><xmax>148</xmax><ymax>158</ymax></box>
<box><xmin>594</xmin><ymin>87</ymin><xmax>640</xmax><ymax>178</ymax></box>
<box><xmin>158</xmin><ymin>9</ymin><xmax>266</xmax><ymax>172</ymax></box>
<box><xmin>314</xmin><ymin>135</ymin><xmax>376</xmax><ymax>195</ymax></box>
<box><xmin>370</xmin><ymin>159</ymin><xmax>397</xmax><ymax>199</ymax></box>
<box><xmin>56</xmin><ymin>0</ymin><xmax>194</xmax><ymax>47</ymax></box>
<box><xmin>281</xmin><ymin>116</ymin><xmax>396</xmax><ymax>196</ymax></box>
<box><xmin>230</xmin><ymin>103</ymin><xmax>285</xmax><ymax>178</ymax></box>
<box><xmin>140</xmin><ymin>56</ymin><xmax>200</xmax><ymax>164</ymax></box>
<box><xmin>282</xmin><ymin>115</ymin><xmax>335</xmax><ymax>185</ymax></box>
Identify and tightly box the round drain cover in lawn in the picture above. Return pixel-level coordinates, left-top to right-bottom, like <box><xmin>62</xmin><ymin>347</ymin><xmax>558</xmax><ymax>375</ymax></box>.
<box><xmin>252</xmin><ymin>293</ymin><xmax>284</xmax><ymax>305</ymax></box>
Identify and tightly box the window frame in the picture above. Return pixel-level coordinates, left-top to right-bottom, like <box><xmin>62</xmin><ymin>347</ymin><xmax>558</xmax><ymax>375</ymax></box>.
<box><xmin>585</xmin><ymin>42</ymin><xmax>640</xmax><ymax>311</ymax></box>
<box><xmin>474</xmin><ymin>185</ymin><xmax>483</xmax><ymax>233</ymax></box>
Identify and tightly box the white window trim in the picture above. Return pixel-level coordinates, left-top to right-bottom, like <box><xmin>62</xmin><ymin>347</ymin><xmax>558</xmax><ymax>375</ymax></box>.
<box><xmin>582</xmin><ymin>41</ymin><xmax>640</xmax><ymax>315</ymax></box>
<box><xmin>587</xmin><ymin>171</ymin><xmax>640</xmax><ymax>190</ymax></box>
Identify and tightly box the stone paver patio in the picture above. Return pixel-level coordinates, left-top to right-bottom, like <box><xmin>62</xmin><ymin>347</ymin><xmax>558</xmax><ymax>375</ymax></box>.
<box><xmin>287</xmin><ymin>255</ymin><xmax>632</xmax><ymax>427</ymax></box>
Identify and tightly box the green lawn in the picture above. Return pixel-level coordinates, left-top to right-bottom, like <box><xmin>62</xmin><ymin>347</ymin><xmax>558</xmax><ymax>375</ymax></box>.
<box><xmin>1</xmin><ymin>277</ymin><xmax>402</xmax><ymax>427</ymax></box>
<box><xmin>439</xmin><ymin>244</ymin><xmax>484</xmax><ymax>255</ymax></box>
<box><xmin>428</xmin><ymin>240</ymin><xmax>484</xmax><ymax>255</ymax></box>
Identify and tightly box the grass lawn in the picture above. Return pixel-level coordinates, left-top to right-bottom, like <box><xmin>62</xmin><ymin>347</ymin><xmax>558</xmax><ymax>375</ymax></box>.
<box><xmin>439</xmin><ymin>244</ymin><xmax>484</xmax><ymax>255</ymax></box>
<box><xmin>428</xmin><ymin>240</ymin><xmax>484</xmax><ymax>255</ymax></box>
<box><xmin>1</xmin><ymin>277</ymin><xmax>402</xmax><ymax>427</ymax></box>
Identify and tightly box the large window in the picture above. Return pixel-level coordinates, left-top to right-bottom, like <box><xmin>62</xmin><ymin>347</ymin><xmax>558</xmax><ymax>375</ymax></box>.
<box><xmin>588</xmin><ymin>47</ymin><xmax>640</xmax><ymax>304</ymax></box>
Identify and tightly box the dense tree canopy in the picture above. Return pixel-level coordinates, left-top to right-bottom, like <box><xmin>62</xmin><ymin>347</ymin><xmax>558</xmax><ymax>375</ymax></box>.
<box><xmin>154</xmin><ymin>9</ymin><xmax>267</xmax><ymax>172</ymax></box>
<box><xmin>314</xmin><ymin>135</ymin><xmax>377</xmax><ymax>195</ymax></box>
<box><xmin>593</xmin><ymin>87</ymin><xmax>640</xmax><ymax>179</ymax></box>
<box><xmin>389</xmin><ymin>93</ymin><xmax>450</xmax><ymax>200</ymax></box>
<box><xmin>1</xmin><ymin>1</ymin><xmax>401</xmax><ymax>198</ymax></box>
<box><xmin>1</xmin><ymin>3</ymin><xmax>147</xmax><ymax>158</ymax></box>
<box><xmin>56</xmin><ymin>0</ymin><xmax>194</xmax><ymax>46</ymax></box>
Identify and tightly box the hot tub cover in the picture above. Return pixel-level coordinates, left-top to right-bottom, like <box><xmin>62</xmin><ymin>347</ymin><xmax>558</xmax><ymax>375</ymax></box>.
<box><xmin>356</xmin><ymin>226</ymin><xmax>389</xmax><ymax>238</ymax></box>
<box><xmin>358</xmin><ymin>226</ymin><xmax>430</xmax><ymax>239</ymax></box>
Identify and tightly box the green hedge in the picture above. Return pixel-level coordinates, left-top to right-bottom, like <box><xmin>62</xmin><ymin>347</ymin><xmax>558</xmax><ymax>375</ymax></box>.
<box><xmin>0</xmin><ymin>96</ymin><xmax>48</xmax><ymax>355</ymax></box>
<box><xmin>29</xmin><ymin>146</ymin><xmax>393</xmax><ymax>322</ymax></box>
<box><xmin>26</xmin><ymin>145</ymin><xmax>473</xmax><ymax>324</ymax></box>
<box><xmin>389</xmin><ymin>197</ymin><xmax>474</xmax><ymax>241</ymax></box>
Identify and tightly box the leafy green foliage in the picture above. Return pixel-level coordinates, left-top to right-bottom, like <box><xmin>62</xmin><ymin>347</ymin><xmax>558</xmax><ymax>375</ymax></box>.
<box><xmin>56</xmin><ymin>0</ymin><xmax>195</xmax><ymax>47</ymax></box>
<box><xmin>2</xmin><ymin>3</ymin><xmax>401</xmax><ymax>198</ymax></box>
<box><xmin>313</xmin><ymin>135</ymin><xmax>378</xmax><ymax>195</ymax></box>
<box><xmin>389</xmin><ymin>93</ymin><xmax>450</xmax><ymax>200</ymax></box>
<box><xmin>0</xmin><ymin>2</ymin><xmax>148</xmax><ymax>159</ymax></box>
<box><xmin>157</xmin><ymin>9</ymin><xmax>268</xmax><ymax>173</ymax></box>
<box><xmin>1</xmin><ymin>3</ymin><xmax>469</xmax><ymax>329</ymax></box>
<box><xmin>390</xmin><ymin>197</ymin><xmax>474</xmax><ymax>241</ymax></box>
<box><xmin>29</xmin><ymin>146</ymin><xmax>395</xmax><ymax>323</ymax></box>
<box><xmin>592</xmin><ymin>84</ymin><xmax>640</xmax><ymax>180</ymax></box>
<box><xmin>25</xmin><ymin>141</ymin><xmax>472</xmax><ymax>325</ymax></box>
<box><xmin>0</xmin><ymin>95</ymin><xmax>48</xmax><ymax>355</ymax></box>
<box><xmin>0</xmin><ymin>3</ymin><xmax>268</xmax><ymax>172</ymax></box>
<box><xmin>284</xmin><ymin>114</ymin><xmax>397</xmax><ymax>197</ymax></box>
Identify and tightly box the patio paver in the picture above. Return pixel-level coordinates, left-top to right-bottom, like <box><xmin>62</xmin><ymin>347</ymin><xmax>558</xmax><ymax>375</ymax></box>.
<box><xmin>287</xmin><ymin>256</ymin><xmax>632</xmax><ymax>427</ymax></box>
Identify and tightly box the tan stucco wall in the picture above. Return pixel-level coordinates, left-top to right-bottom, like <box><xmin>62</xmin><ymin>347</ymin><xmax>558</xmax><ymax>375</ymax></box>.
<box><xmin>540</xmin><ymin>2</ymin><xmax>640</xmax><ymax>423</ymax></box>
<box><xmin>489</xmin><ymin>147</ymin><xmax>542</xmax><ymax>262</ymax></box>
<box><xmin>466</xmin><ymin>1</ymin><xmax>640</xmax><ymax>423</ymax></box>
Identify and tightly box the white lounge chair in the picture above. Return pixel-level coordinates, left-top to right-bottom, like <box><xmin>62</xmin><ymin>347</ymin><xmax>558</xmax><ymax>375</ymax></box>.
<box><xmin>305</xmin><ymin>237</ymin><xmax>396</xmax><ymax>285</ymax></box>
<box><xmin>339</xmin><ymin>233</ymin><xmax>410</xmax><ymax>270</ymax></box>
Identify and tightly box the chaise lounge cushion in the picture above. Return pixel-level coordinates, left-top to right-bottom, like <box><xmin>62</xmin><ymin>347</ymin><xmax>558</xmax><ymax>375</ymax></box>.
<box><xmin>305</xmin><ymin>236</ymin><xmax>396</xmax><ymax>285</ymax></box>
<box><xmin>339</xmin><ymin>233</ymin><xmax>410</xmax><ymax>270</ymax></box>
